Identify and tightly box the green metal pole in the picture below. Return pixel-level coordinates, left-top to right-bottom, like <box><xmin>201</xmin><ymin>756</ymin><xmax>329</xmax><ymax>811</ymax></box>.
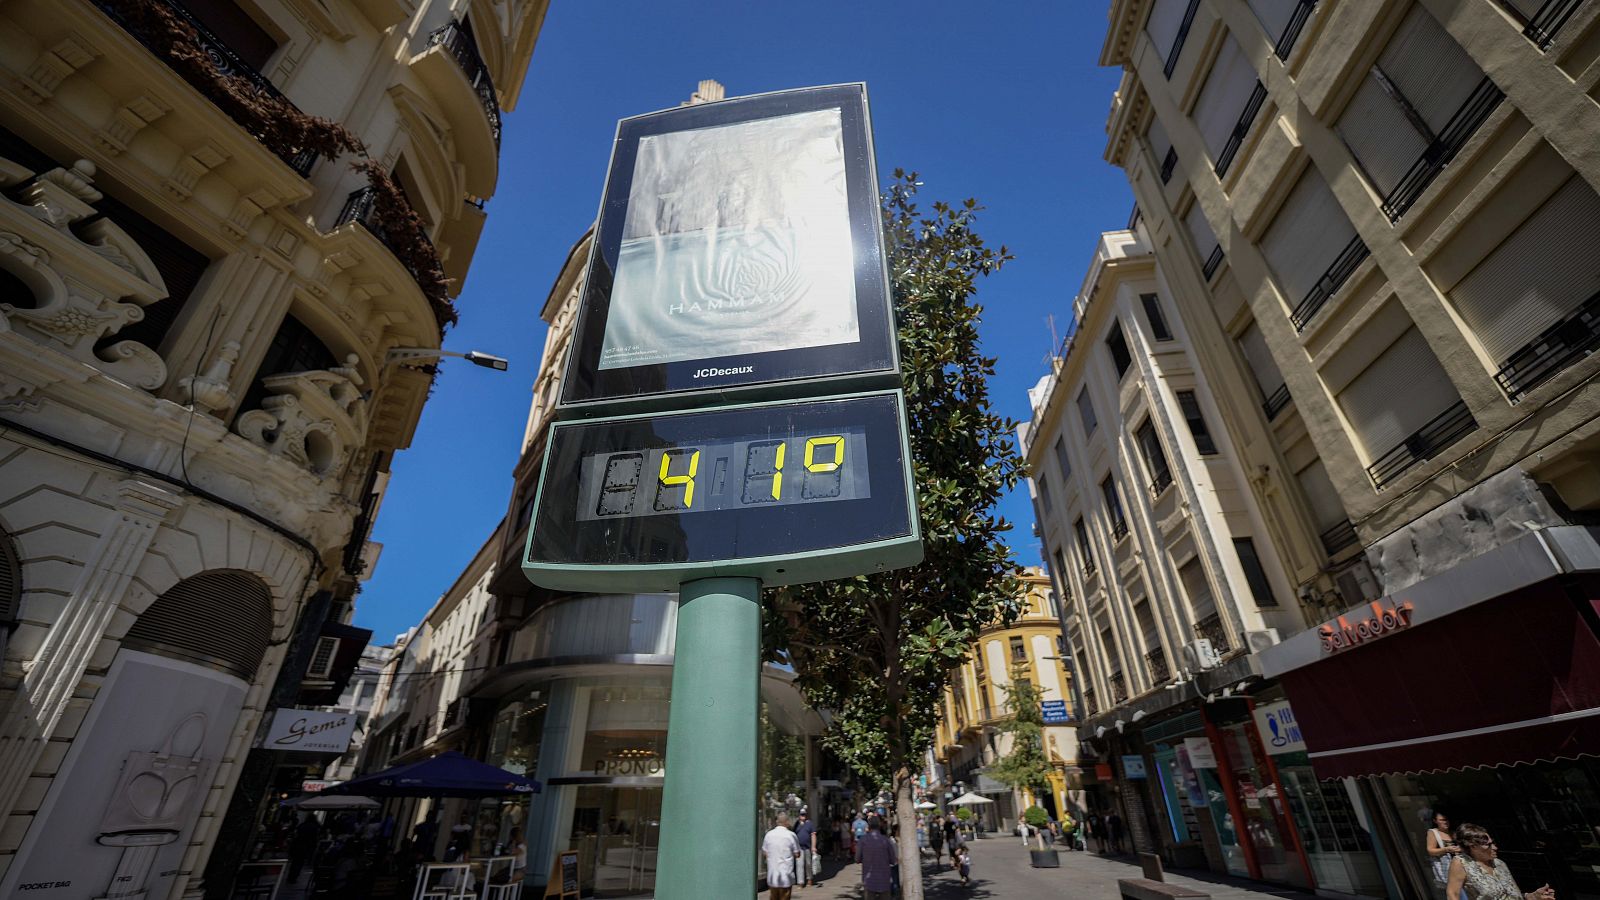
<box><xmin>655</xmin><ymin>576</ymin><xmax>761</xmax><ymax>899</ymax></box>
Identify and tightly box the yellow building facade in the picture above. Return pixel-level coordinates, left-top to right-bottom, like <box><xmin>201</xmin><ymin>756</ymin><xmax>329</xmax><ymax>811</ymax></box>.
<box><xmin>931</xmin><ymin>567</ymin><xmax>1080</xmax><ymax>829</ymax></box>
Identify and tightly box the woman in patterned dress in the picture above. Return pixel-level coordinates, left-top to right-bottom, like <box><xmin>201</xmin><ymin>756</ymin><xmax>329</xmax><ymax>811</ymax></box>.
<box><xmin>1446</xmin><ymin>823</ymin><xmax>1556</xmax><ymax>900</ymax></box>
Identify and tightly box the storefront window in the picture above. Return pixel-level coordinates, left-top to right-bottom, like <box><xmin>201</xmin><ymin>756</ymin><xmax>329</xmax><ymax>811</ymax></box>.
<box><xmin>578</xmin><ymin>680</ymin><xmax>670</xmax><ymax>779</ymax></box>
<box><xmin>475</xmin><ymin>690</ymin><xmax>549</xmax><ymax>858</ymax></box>
<box><xmin>1153</xmin><ymin>746</ymin><xmax>1203</xmax><ymax>844</ymax></box>
<box><xmin>1221</xmin><ymin>723</ymin><xmax>1309</xmax><ymax>888</ymax></box>
<box><xmin>569</xmin><ymin>785</ymin><xmax>662</xmax><ymax>897</ymax></box>
<box><xmin>1278</xmin><ymin>765</ymin><xmax>1386</xmax><ymax>897</ymax></box>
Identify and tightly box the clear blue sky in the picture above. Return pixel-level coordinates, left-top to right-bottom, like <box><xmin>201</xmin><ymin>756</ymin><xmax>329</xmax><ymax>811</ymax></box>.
<box><xmin>355</xmin><ymin>2</ymin><xmax>1132</xmax><ymax>642</ymax></box>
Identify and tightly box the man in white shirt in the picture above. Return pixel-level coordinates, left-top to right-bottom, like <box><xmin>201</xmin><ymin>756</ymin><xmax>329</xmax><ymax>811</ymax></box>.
<box><xmin>762</xmin><ymin>813</ymin><xmax>803</xmax><ymax>899</ymax></box>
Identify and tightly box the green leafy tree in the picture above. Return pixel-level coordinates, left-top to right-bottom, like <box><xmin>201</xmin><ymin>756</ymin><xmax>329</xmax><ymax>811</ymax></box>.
<box><xmin>987</xmin><ymin>668</ymin><xmax>1056</xmax><ymax>809</ymax></box>
<box><xmin>765</xmin><ymin>171</ymin><xmax>1024</xmax><ymax>900</ymax></box>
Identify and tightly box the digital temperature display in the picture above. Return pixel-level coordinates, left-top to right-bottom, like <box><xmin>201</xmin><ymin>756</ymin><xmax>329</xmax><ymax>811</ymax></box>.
<box><xmin>524</xmin><ymin>391</ymin><xmax>918</xmax><ymax>590</ymax></box>
<box><xmin>575</xmin><ymin>429</ymin><xmax>869</xmax><ymax>521</ymax></box>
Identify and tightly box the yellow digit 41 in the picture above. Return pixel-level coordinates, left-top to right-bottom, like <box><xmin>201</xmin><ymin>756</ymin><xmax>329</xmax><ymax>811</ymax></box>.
<box><xmin>804</xmin><ymin>435</ymin><xmax>845</xmax><ymax>473</ymax></box>
<box><xmin>659</xmin><ymin>449</ymin><xmax>701</xmax><ymax>508</ymax></box>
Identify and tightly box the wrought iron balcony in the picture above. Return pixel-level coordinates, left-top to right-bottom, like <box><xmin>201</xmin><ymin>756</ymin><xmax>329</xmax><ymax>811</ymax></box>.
<box><xmin>1274</xmin><ymin>0</ymin><xmax>1318</xmax><ymax>59</ymax></box>
<box><xmin>1319</xmin><ymin>519</ymin><xmax>1360</xmax><ymax>555</ymax></box>
<box><xmin>1196</xmin><ymin>613</ymin><xmax>1231</xmax><ymax>654</ymax></box>
<box><xmin>1084</xmin><ymin>689</ymin><xmax>1099</xmax><ymax>718</ymax></box>
<box><xmin>1503</xmin><ymin>0</ymin><xmax>1585</xmax><ymax>49</ymax></box>
<box><xmin>427</xmin><ymin>20</ymin><xmax>501</xmax><ymax>150</ymax></box>
<box><xmin>337</xmin><ymin>186</ymin><xmax>436</xmax><ymax>286</ymax></box>
<box><xmin>1215</xmin><ymin>82</ymin><xmax>1268</xmax><ymax>177</ymax></box>
<box><xmin>1146</xmin><ymin>648</ymin><xmax>1170</xmax><ymax>684</ymax></box>
<box><xmin>1149</xmin><ymin>469</ymin><xmax>1174</xmax><ymax>498</ymax></box>
<box><xmin>1262</xmin><ymin>383</ymin><xmax>1292</xmax><ymax>420</ymax></box>
<box><xmin>1202</xmin><ymin>245</ymin><xmax>1225</xmax><ymax>280</ymax></box>
<box><xmin>1081</xmin><ymin>557</ymin><xmax>1098</xmax><ymax>579</ymax></box>
<box><xmin>1494</xmin><ymin>289</ymin><xmax>1600</xmax><ymax>400</ymax></box>
<box><xmin>1160</xmin><ymin>147</ymin><xmax>1179</xmax><ymax>184</ymax></box>
<box><xmin>1291</xmin><ymin>235</ymin><xmax>1370</xmax><ymax>331</ymax></box>
<box><xmin>1110</xmin><ymin>516</ymin><xmax>1129</xmax><ymax>541</ymax></box>
<box><xmin>1164</xmin><ymin>0</ymin><xmax>1203</xmax><ymax>78</ymax></box>
<box><xmin>1367</xmin><ymin>400</ymin><xmax>1477</xmax><ymax>488</ymax></box>
<box><xmin>1381</xmin><ymin>76</ymin><xmax>1503</xmax><ymax>222</ymax></box>
<box><xmin>93</xmin><ymin>0</ymin><xmax>318</xmax><ymax>175</ymax></box>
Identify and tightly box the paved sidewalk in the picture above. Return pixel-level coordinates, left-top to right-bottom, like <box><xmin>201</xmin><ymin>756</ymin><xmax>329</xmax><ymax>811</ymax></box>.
<box><xmin>792</xmin><ymin>839</ymin><xmax>1321</xmax><ymax>900</ymax></box>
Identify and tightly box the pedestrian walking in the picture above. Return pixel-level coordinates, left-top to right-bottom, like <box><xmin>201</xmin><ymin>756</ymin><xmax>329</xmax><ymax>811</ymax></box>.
<box><xmin>942</xmin><ymin>814</ymin><xmax>959</xmax><ymax>870</ymax></box>
<box><xmin>287</xmin><ymin>814</ymin><xmax>320</xmax><ymax>882</ymax></box>
<box><xmin>1107</xmin><ymin>810</ymin><xmax>1125</xmax><ymax>854</ymax></box>
<box><xmin>953</xmin><ymin>841</ymin><xmax>972</xmax><ymax>886</ymax></box>
<box><xmin>763</xmin><ymin>813</ymin><xmax>804</xmax><ymax>900</ymax></box>
<box><xmin>930</xmin><ymin>815</ymin><xmax>946</xmax><ymax>868</ymax></box>
<box><xmin>1086</xmin><ymin>811</ymin><xmax>1104</xmax><ymax>854</ymax></box>
<box><xmin>795</xmin><ymin>811</ymin><xmax>819</xmax><ymax>888</ymax></box>
<box><xmin>855</xmin><ymin>817</ymin><xmax>896</xmax><ymax>900</ymax></box>
<box><xmin>852</xmin><ymin>812</ymin><xmax>869</xmax><ymax>858</ymax></box>
<box><xmin>1429</xmin><ymin>811</ymin><xmax>1468</xmax><ymax>900</ymax></box>
<box><xmin>1445</xmin><ymin>823</ymin><xmax>1555</xmax><ymax>900</ymax></box>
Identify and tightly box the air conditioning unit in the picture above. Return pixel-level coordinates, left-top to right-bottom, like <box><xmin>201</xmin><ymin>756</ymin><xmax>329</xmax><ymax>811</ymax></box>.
<box><xmin>1334</xmin><ymin>558</ymin><xmax>1381</xmax><ymax>608</ymax></box>
<box><xmin>1243</xmin><ymin>628</ymin><xmax>1281</xmax><ymax>654</ymax></box>
<box><xmin>1181</xmin><ymin>639</ymin><xmax>1222</xmax><ymax>671</ymax></box>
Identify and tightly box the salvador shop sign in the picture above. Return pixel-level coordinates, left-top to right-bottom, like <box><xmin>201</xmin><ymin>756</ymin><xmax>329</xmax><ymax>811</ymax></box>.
<box><xmin>1317</xmin><ymin>599</ymin><xmax>1414</xmax><ymax>655</ymax></box>
<box><xmin>262</xmin><ymin>709</ymin><xmax>356</xmax><ymax>753</ymax></box>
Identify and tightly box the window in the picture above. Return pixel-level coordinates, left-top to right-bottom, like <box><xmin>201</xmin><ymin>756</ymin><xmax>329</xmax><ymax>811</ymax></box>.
<box><xmin>1136</xmin><ymin>419</ymin><xmax>1173</xmax><ymax>495</ymax></box>
<box><xmin>1449</xmin><ymin>175</ymin><xmax>1600</xmax><ymax>398</ymax></box>
<box><xmin>1052</xmin><ymin>547</ymin><xmax>1072</xmax><ymax>601</ymax></box>
<box><xmin>1175</xmin><ymin>391</ymin><xmax>1217</xmax><ymax>455</ymax></box>
<box><xmin>1191</xmin><ymin>36</ymin><xmax>1262</xmax><ymax>171</ymax></box>
<box><xmin>1177</xmin><ymin>557</ymin><xmax>1222</xmax><ymax>641</ymax></box>
<box><xmin>1233</xmin><ymin>538</ymin><xmax>1279</xmax><ymax>607</ymax></box>
<box><xmin>238</xmin><ymin>314</ymin><xmax>338</xmax><ymax>420</ymax></box>
<box><xmin>974</xmin><ymin>645</ymin><xmax>986</xmax><ymax>677</ymax></box>
<box><xmin>1141</xmin><ymin>293</ymin><xmax>1173</xmax><ymax>341</ymax></box>
<box><xmin>1053</xmin><ymin>435</ymin><xmax>1072</xmax><ymax>480</ymax></box>
<box><xmin>1237</xmin><ymin>322</ymin><xmax>1290</xmax><ymax>419</ymax></box>
<box><xmin>1338</xmin><ymin>327</ymin><xmax>1475</xmax><ymax>486</ymax></box>
<box><xmin>1496</xmin><ymin>0</ymin><xmax>1586</xmax><ymax>48</ymax></box>
<box><xmin>1107</xmin><ymin>321</ymin><xmax>1133</xmax><ymax>378</ymax></box>
<box><xmin>1145</xmin><ymin>0</ymin><xmax>1200</xmax><ymax>74</ymax></box>
<box><xmin>1102</xmin><ymin>476</ymin><xmax>1128</xmax><ymax>540</ymax></box>
<box><xmin>1038</xmin><ymin>475</ymin><xmax>1055</xmax><ymax>515</ymax></box>
<box><xmin>1135</xmin><ymin>599</ymin><xmax>1162</xmax><ymax>654</ymax></box>
<box><xmin>189</xmin><ymin>2</ymin><xmax>280</xmax><ymax>71</ymax></box>
<box><xmin>1077</xmin><ymin>388</ymin><xmax>1098</xmax><ymax>435</ymax></box>
<box><xmin>1184</xmin><ymin>203</ymin><xmax>1224</xmax><ymax>279</ymax></box>
<box><xmin>1259</xmin><ymin>167</ymin><xmax>1370</xmax><ymax>330</ymax></box>
<box><xmin>1336</xmin><ymin>4</ymin><xmax>1502</xmax><ymax>221</ymax></box>
<box><xmin>1148</xmin><ymin>117</ymin><xmax>1178</xmax><ymax>185</ymax></box>
<box><xmin>307</xmin><ymin>635</ymin><xmax>340</xmax><ymax>679</ymax></box>
<box><xmin>1010</xmin><ymin>636</ymin><xmax>1028</xmax><ymax>664</ymax></box>
<box><xmin>1046</xmin><ymin>590</ymin><xmax>1061</xmax><ymax>618</ymax></box>
<box><xmin>1075</xmin><ymin>518</ymin><xmax>1096</xmax><ymax>576</ymax></box>
<box><xmin>1249</xmin><ymin>0</ymin><xmax>1317</xmax><ymax>57</ymax></box>
<box><xmin>1297</xmin><ymin>460</ymin><xmax>1356</xmax><ymax>553</ymax></box>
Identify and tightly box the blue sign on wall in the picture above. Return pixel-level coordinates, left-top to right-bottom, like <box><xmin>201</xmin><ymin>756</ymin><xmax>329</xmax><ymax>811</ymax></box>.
<box><xmin>1041</xmin><ymin>700</ymin><xmax>1070</xmax><ymax>725</ymax></box>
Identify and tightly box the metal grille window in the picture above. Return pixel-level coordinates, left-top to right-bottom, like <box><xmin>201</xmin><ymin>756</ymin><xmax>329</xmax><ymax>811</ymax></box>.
<box><xmin>1075</xmin><ymin>518</ymin><xmax>1097</xmax><ymax>576</ymax></box>
<box><xmin>1054</xmin><ymin>435</ymin><xmax>1072</xmax><ymax>480</ymax></box>
<box><xmin>1449</xmin><ymin>176</ymin><xmax>1600</xmax><ymax>399</ymax></box>
<box><xmin>1184</xmin><ymin>203</ymin><xmax>1224</xmax><ymax>280</ymax></box>
<box><xmin>1176</xmin><ymin>390</ymin><xmax>1217</xmax><ymax>455</ymax></box>
<box><xmin>1338</xmin><ymin>327</ymin><xmax>1475</xmax><ymax>485</ymax></box>
<box><xmin>123</xmin><ymin>571</ymin><xmax>273</xmax><ymax>680</ymax></box>
<box><xmin>1137</xmin><ymin>419</ymin><xmax>1174</xmax><ymax>496</ymax></box>
<box><xmin>307</xmin><ymin>635</ymin><xmax>340</xmax><ymax>679</ymax></box>
<box><xmin>1103</xmin><ymin>476</ymin><xmax>1128</xmax><ymax>540</ymax></box>
<box><xmin>1233</xmin><ymin>538</ymin><xmax>1279</xmax><ymax>607</ymax></box>
<box><xmin>1077</xmin><ymin>387</ymin><xmax>1099</xmax><ymax>436</ymax></box>
<box><xmin>1237</xmin><ymin>322</ymin><xmax>1290</xmax><ymax>419</ymax></box>
<box><xmin>1107</xmin><ymin>321</ymin><xmax>1134</xmax><ymax>378</ymax></box>
<box><xmin>1259</xmin><ymin>167</ymin><xmax>1370</xmax><ymax>330</ymax></box>
<box><xmin>1336</xmin><ymin>4</ymin><xmax>1502</xmax><ymax>221</ymax></box>
<box><xmin>1141</xmin><ymin>293</ymin><xmax>1173</xmax><ymax>341</ymax></box>
<box><xmin>1192</xmin><ymin>36</ymin><xmax>1261</xmax><ymax>169</ymax></box>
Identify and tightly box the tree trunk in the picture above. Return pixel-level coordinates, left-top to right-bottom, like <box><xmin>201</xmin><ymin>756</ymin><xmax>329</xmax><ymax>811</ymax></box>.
<box><xmin>895</xmin><ymin>767</ymin><xmax>925</xmax><ymax>900</ymax></box>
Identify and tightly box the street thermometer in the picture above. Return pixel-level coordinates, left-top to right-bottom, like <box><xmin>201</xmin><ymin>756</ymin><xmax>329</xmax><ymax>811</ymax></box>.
<box><xmin>522</xmin><ymin>84</ymin><xmax>920</xmax><ymax>900</ymax></box>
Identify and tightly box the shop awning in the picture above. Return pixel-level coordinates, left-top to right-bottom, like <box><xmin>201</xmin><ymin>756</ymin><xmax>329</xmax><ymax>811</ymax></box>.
<box><xmin>1278</xmin><ymin>579</ymin><xmax>1600</xmax><ymax>778</ymax></box>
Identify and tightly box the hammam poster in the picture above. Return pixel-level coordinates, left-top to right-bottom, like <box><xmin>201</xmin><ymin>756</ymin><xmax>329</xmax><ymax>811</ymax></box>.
<box><xmin>598</xmin><ymin>108</ymin><xmax>860</xmax><ymax>370</ymax></box>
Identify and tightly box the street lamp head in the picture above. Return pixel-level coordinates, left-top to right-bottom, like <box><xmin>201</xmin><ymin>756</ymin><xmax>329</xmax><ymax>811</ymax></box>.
<box><xmin>464</xmin><ymin>350</ymin><xmax>509</xmax><ymax>371</ymax></box>
<box><xmin>384</xmin><ymin>347</ymin><xmax>509</xmax><ymax>372</ymax></box>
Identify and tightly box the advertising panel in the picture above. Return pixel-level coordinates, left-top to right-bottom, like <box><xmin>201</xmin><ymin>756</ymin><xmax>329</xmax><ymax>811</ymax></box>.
<box><xmin>262</xmin><ymin>708</ymin><xmax>357</xmax><ymax>753</ymax></box>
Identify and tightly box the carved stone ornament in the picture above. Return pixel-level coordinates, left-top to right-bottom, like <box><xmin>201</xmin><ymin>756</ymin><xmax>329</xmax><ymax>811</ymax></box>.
<box><xmin>179</xmin><ymin>340</ymin><xmax>240</xmax><ymax>415</ymax></box>
<box><xmin>235</xmin><ymin>354</ymin><xmax>369</xmax><ymax>478</ymax></box>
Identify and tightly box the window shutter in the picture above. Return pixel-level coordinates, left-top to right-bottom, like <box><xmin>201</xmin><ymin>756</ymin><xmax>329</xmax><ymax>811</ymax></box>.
<box><xmin>1039</xmin><ymin>474</ymin><xmax>1055</xmax><ymax>514</ymax></box>
<box><xmin>1237</xmin><ymin>322</ymin><xmax>1286</xmax><ymax>399</ymax></box>
<box><xmin>1178</xmin><ymin>558</ymin><xmax>1217</xmax><ymax>621</ymax></box>
<box><xmin>307</xmin><ymin>635</ymin><xmax>340</xmax><ymax>678</ymax></box>
<box><xmin>1247</xmin><ymin>0</ymin><xmax>1298</xmax><ymax>42</ymax></box>
<box><xmin>1377</xmin><ymin>5</ymin><xmax>1483</xmax><ymax>135</ymax></box>
<box><xmin>1337</xmin><ymin>73</ymin><xmax>1432</xmax><ymax>197</ymax></box>
<box><xmin>0</xmin><ymin>528</ymin><xmax>19</xmax><ymax>623</ymax></box>
<box><xmin>1054</xmin><ymin>435</ymin><xmax>1072</xmax><ymax>480</ymax></box>
<box><xmin>1134</xmin><ymin>600</ymin><xmax>1161</xmax><ymax>650</ymax></box>
<box><xmin>1145</xmin><ymin>0</ymin><xmax>1189</xmax><ymax>65</ymax></box>
<box><xmin>1184</xmin><ymin>204</ymin><xmax>1220</xmax><ymax>264</ymax></box>
<box><xmin>1450</xmin><ymin>175</ymin><xmax>1600</xmax><ymax>365</ymax></box>
<box><xmin>1192</xmin><ymin>37</ymin><xmax>1258</xmax><ymax>160</ymax></box>
<box><xmin>1260</xmin><ymin>167</ymin><xmax>1361</xmax><ymax>305</ymax></box>
<box><xmin>1338</xmin><ymin>327</ymin><xmax>1462</xmax><ymax>457</ymax></box>
<box><xmin>1078</xmin><ymin>388</ymin><xmax>1098</xmax><ymax>434</ymax></box>
<box><xmin>1296</xmin><ymin>460</ymin><xmax>1347</xmax><ymax>532</ymax></box>
<box><xmin>123</xmin><ymin>572</ymin><xmax>273</xmax><ymax>680</ymax></box>
<box><xmin>1142</xmin><ymin>293</ymin><xmax>1173</xmax><ymax>341</ymax></box>
<box><xmin>1147</xmin><ymin>116</ymin><xmax>1173</xmax><ymax>169</ymax></box>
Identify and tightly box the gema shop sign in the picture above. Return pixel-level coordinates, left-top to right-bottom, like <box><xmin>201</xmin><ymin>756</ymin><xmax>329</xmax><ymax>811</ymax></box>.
<box><xmin>1318</xmin><ymin>599</ymin><xmax>1414</xmax><ymax>654</ymax></box>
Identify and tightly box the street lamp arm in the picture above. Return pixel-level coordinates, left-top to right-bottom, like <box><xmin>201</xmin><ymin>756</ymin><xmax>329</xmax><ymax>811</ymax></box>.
<box><xmin>384</xmin><ymin>347</ymin><xmax>509</xmax><ymax>371</ymax></box>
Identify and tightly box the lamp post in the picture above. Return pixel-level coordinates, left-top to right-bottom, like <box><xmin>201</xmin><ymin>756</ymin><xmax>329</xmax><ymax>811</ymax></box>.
<box><xmin>384</xmin><ymin>348</ymin><xmax>510</xmax><ymax>371</ymax></box>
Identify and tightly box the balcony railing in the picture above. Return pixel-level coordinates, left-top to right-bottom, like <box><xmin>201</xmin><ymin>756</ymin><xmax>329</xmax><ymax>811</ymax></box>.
<box><xmin>1196</xmin><ymin>613</ymin><xmax>1232</xmax><ymax>654</ymax></box>
<box><xmin>1319</xmin><ymin>519</ymin><xmax>1360</xmax><ymax>555</ymax></box>
<box><xmin>337</xmin><ymin>186</ymin><xmax>436</xmax><ymax>286</ymax></box>
<box><xmin>1164</xmin><ymin>0</ymin><xmax>1204</xmax><ymax>78</ymax></box>
<box><xmin>1081</xmin><ymin>559</ymin><xmax>1098</xmax><ymax>579</ymax></box>
<box><xmin>1367</xmin><ymin>400</ymin><xmax>1478</xmax><ymax>488</ymax></box>
<box><xmin>1504</xmin><ymin>0</ymin><xmax>1585</xmax><ymax>49</ymax></box>
<box><xmin>1149</xmin><ymin>468</ymin><xmax>1174</xmax><ymax>497</ymax></box>
<box><xmin>1381</xmin><ymin>76</ymin><xmax>1504</xmax><ymax>222</ymax></box>
<box><xmin>1084</xmin><ymin>689</ymin><xmax>1099</xmax><ymax>718</ymax></box>
<box><xmin>93</xmin><ymin>0</ymin><xmax>318</xmax><ymax>175</ymax></box>
<box><xmin>1110</xmin><ymin>672</ymin><xmax>1129</xmax><ymax>704</ymax></box>
<box><xmin>1274</xmin><ymin>0</ymin><xmax>1318</xmax><ymax>59</ymax></box>
<box><xmin>1202</xmin><ymin>245</ymin><xmax>1225</xmax><ymax>280</ymax></box>
<box><xmin>1160</xmin><ymin>147</ymin><xmax>1179</xmax><ymax>184</ymax></box>
<box><xmin>1291</xmin><ymin>235</ymin><xmax>1370</xmax><ymax>331</ymax></box>
<box><xmin>427</xmin><ymin>20</ymin><xmax>502</xmax><ymax>150</ymax></box>
<box><xmin>1493</xmin><ymin>289</ymin><xmax>1600</xmax><ymax>400</ymax></box>
<box><xmin>1215</xmin><ymin>82</ymin><xmax>1267</xmax><ymax>177</ymax></box>
<box><xmin>1262</xmin><ymin>383</ymin><xmax>1292</xmax><ymax>420</ymax></box>
<box><xmin>1110</xmin><ymin>516</ymin><xmax>1129</xmax><ymax>540</ymax></box>
<box><xmin>1147</xmin><ymin>648</ymin><xmax>1170</xmax><ymax>684</ymax></box>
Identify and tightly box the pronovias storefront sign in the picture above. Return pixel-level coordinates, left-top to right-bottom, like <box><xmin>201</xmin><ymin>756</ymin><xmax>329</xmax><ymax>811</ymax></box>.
<box><xmin>262</xmin><ymin>709</ymin><xmax>356</xmax><ymax>753</ymax></box>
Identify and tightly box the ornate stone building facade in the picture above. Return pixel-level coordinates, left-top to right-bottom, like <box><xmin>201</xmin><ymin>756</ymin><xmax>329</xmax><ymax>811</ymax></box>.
<box><xmin>0</xmin><ymin>1</ymin><xmax>543</xmax><ymax>897</ymax></box>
